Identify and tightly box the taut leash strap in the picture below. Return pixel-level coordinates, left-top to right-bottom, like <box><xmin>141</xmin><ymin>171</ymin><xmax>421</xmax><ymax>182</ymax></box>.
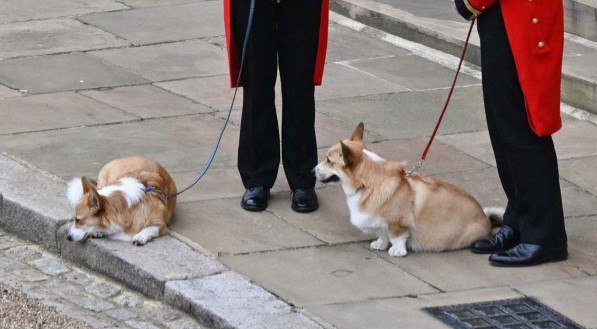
<box><xmin>406</xmin><ymin>19</ymin><xmax>476</xmax><ymax>176</ymax></box>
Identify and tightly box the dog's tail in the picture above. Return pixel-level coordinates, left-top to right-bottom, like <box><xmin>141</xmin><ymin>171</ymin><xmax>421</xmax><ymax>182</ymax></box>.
<box><xmin>484</xmin><ymin>206</ymin><xmax>505</xmax><ymax>227</ymax></box>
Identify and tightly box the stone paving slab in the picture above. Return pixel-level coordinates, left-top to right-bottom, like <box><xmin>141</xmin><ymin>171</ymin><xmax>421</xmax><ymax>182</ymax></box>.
<box><xmin>315</xmin><ymin>63</ymin><xmax>409</xmax><ymax>100</ymax></box>
<box><xmin>80</xmin><ymin>85</ymin><xmax>212</xmax><ymax>119</ymax></box>
<box><xmin>57</xmin><ymin>224</ymin><xmax>227</xmax><ymax>298</ymax></box>
<box><xmin>559</xmin><ymin>156</ymin><xmax>597</xmax><ymax>196</ymax></box>
<box><xmin>365</xmin><ymin>138</ymin><xmax>490</xmax><ymax>175</ymax></box>
<box><xmin>78</xmin><ymin>2</ymin><xmax>224</xmax><ymax>45</ymax></box>
<box><xmin>514</xmin><ymin>276</ymin><xmax>597</xmax><ymax>329</ymax></box>
<box><xmin>165</xmin><ymin>271</ymin><xmax>323</xmax><ymax>329</ymax></box>
<box><xmin>89</xmin><ymin>40</ymin><xmax>228</xmax><ymax>82</ymax></box>
<box><xmin>0</xmin><ymin>0</ymin><xmax>127</xmax><ymax>24</ymax></box>
<box><xmin>307</xmin><ymin>287</ymin><xmax>524</xmax><ymax>329</ymax></box>
<box><xmin>0</xmin><ymin>84</ymin><xmax>20</xmax><ymax>98</ymax></box>
<box><xmin>317</xmin><ymin>87</ymin><xmax>487</xmax><ymax>139</ymax></box>
<box><xmin>0</xmin><ymin>18</ymin><xmax>129</xmax><ymax>59</ymax></box>
<box><xmin>371</xmin><ymin>243</ymin><xmax>587</xmax><ymax>292</ymax></box>
<box><xmin>434</xmin><ymin>167</ymin><xmax>597</xmax><ymax>218</ymax></box>
<box><xmin>438</xmin><ymin>120</ymin><xmax>597</xmax><ymax>166</ymax></box>
<box><xmin>121</xmin><ymin>0</ymin><xmax>207</xmax><ymax>8</ymax></box>
<box><xmin>350</xmin><ymin>54</ymin><xmax>480</xmax><ymax>91</ymax></box>
<box><xmin>0</xmin><ymin>92</ymin><xmax>137</xmax><ymax>135</ymax></box>
<box><xmin>0</xmin><ymin>53</ymin><xmax>150</xmax><ymax>94</ymax></box>
<box><xmin>0</xmin><ymin>114</ymin><xmax>240</xmax><ymax>178</ymax></box>
<box><xmin>565</xmin><ymin>215</ymin><xmax>597</xmax><ymax>275</ymax></box>
<box><xmin>267</xmin><ymin>188</ymin><xmax>373</xmax><ymax>244</ymax></box>
<box><xmin>221</xmin><ymin>244</ymin><xmax>437</xmax><ymax>306</ymax></box>
<box><xmin>326</xmin><ymin>23</ymin><xmax>410</xmax><ymax>63</ymax></box>
<box><xmin>172</xmin><ymin>198</ymin><xmax>323</xmax><ymax>255</ymax></box>
<box><xmin>157</xmin><ymin>75</ymin><xmax>245</xmax><ymax>112</ymax></box>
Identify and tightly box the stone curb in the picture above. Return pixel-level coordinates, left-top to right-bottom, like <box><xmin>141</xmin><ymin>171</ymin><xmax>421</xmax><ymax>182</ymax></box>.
<box><xmin>0</xmin><ymin>152</ymin><xmax>326</xmax><ymax>328</ymax></box>
<box><xmin>329</xmin><ymin>0</ymin><xmax>597</xmax><ymax>114</ymax></box>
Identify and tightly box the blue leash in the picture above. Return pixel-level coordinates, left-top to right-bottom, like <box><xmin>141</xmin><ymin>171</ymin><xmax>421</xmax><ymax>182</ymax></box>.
<box><xmin>169</xmin><ymin>0</ymin><xmax>256</xmax><ymax>199</ymax></box>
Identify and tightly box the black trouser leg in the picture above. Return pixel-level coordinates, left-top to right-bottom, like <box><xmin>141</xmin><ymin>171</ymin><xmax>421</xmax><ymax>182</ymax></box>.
<box><xmin>232</xmin><ymin>0</ymin><xmax>280</xmax><ymax>189</ymax></box>
<box><xmin>278</xmin><ymin>0</ymin><xmax>321</xmax><ymax>190</ymax></box>
<box><xmin>478</xmin><ymin>4</ymin><xmax>567</xmax><ymax>247</ymax></box>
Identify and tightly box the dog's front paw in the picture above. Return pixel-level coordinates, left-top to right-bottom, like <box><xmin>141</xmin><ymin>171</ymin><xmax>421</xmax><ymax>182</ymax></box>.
<box><xmin>388</xmin><ymin>246</ymin><xmax>408</xmax><ymax>257</ymax></box>
<box><xmin>132</xmin><ymin>234</ymin><xmax>149</xmax><ymax>246</ymax></box>
<box><xmin>89</xmin><ymin>232</ymin><xmax>107</xmax><ymax>238</ymax></box>
<box><xmin>370</xmin><ymin>238</ymin><xmax>389</xmax><ymax>251</ymax></box>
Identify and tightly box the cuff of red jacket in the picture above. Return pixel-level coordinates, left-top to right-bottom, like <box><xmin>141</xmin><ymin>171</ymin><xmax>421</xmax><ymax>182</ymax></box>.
<box><xmin>454</xmin><ymin>0</ymin><xmax>481</xmax><ymax>20</ymax></box>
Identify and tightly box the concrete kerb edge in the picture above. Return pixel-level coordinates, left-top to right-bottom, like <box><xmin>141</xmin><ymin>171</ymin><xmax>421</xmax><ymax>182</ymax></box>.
<box><xmin>0</xmin><ymin>152</ymin><xmax>322</xmax><ymax>328</ymax></box>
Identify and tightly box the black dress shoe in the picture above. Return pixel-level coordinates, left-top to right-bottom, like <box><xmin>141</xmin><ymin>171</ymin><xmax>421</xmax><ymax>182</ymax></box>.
<box><xmin>489</xmin><ymin>243</ymin><xmax>568</xmax><ymax>267</ymax></box>
<box><xmin>241</xmin><ymin>187</ymin><xmax>270</xmax><ymax>211</ymax></box>
<box><xmin>291</xmin><ymin>188</ymin><xmax>319</xmax><ymax>213</ymax></box>
<box><xmin>471</xmin><ymin>226</ymin><xmax>519</xmax><ymax>254</ymax></box>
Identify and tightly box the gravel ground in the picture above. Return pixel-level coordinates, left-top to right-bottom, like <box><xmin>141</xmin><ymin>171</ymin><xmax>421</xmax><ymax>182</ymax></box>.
<box><xmin>0</xmin><ymin>283</ymin><xmax>92</xmax><ymax>329</ymax></box>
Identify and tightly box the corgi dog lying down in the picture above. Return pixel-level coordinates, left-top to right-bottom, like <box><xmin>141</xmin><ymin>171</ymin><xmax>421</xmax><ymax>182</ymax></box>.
<box><xmin>66</xmin><ymin>156</ymin><xmax>176</xmax><ymax>246</ymax></box>
<box><xmin>314</xmin><ymin>123</ymin><xmax>503</xmax><ymax>256</ymax></box>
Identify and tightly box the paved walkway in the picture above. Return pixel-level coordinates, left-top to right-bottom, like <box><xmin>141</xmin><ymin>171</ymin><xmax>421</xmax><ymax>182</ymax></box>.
<box><xmin>0</xmin><ymin>0</ymin><xmax>596</xmax><ymax>328</ymax></box>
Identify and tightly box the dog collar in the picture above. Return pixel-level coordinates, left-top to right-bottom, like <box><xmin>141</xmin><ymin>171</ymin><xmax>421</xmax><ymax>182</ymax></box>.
<box><xmin>144</xmin><ymin>184</ymin><xmax>169</xmax><ymax>201</ymax></box>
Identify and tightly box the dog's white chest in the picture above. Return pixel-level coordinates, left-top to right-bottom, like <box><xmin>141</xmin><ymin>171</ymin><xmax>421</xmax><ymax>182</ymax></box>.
<box><xmin>346</xmin><ymin>191</ymin><xmax>387</xmax><ymax>233</ymax></box>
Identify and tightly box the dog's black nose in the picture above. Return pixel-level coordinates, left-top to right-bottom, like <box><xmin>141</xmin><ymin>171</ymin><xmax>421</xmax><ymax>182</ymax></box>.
<box><xmin>66</xmin><ymin>235</ymin><xmax>72</xmax><ymax>241</ymax></box>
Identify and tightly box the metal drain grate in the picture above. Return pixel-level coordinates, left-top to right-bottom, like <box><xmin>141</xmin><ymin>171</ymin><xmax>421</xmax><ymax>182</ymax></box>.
<box><xmin>424</xmin><ymin>298</ymin><xmax>583</xmax><ymax>329</ymax></box>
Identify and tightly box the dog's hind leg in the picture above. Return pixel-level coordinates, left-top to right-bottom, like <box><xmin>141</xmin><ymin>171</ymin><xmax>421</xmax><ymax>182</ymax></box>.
<box><xmin>132</xmin><ymin>225</ymin><xmax>160</xmax><ymax>246</ymax></box>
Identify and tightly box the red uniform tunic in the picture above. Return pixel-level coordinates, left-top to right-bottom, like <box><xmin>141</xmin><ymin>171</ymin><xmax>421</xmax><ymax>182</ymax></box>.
<box><xmin>223</xmin><ymin>0</ymin><xmax>329</xmax><ymax>88</ymax></box>
<box><xmin>455</xmin><ymin>0</ymin><xmax>564</xmax><ymax>136</ymax></box>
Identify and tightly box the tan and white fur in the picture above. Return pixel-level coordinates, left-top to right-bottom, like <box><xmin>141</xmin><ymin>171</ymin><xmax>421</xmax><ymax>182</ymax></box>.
<box><xmin>314</xmin><ymin>123</ymin><xmax>503</xmax><ymax>257</ymax></box>
<box><xmin>66</xmin><ymin>156</ymin><xmax>177</xmax><ymax>246</ymax></box>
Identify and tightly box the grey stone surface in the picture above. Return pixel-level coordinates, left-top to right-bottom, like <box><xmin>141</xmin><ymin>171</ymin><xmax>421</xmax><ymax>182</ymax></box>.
<box><xmin>351</xmin><ymin>54</ymin><xmax>480</xmax><ymax>91</ymax></box>
<box><xmin>0</xmin><ymin>53</ymin><xmax>149</xmax><ymax>94</ymax></box>
<box><xmin>0</xmin><ymin>92</ymin><xmax>137</xmax><ymax>135</ymax></box>
<box><xmin>315</xmin><ymin>63</ymin><xmax>408</xmax><ymax>100</ymax></box>
<box><xmin>90</xmin><ymin>40</ymin><xmax>228</xmax><ymax>81</ymax></box>
<box><xmin>75</xmin><ymin>295</ymin><xmax>117</xmax><ymax>312</ymax></box>
<box><xmin>0</xmin><ymin>84</ymin><xmax>20</xmax><ymax>98</ymax></box>
<box><xmin>85</xmin><ymin>280</ymin><xmax>122</xmax><ymax>298</ymax></box>
<box><xmin>318</xmin><ymin>87</ymin><xmax>487</xmax><ymax>139</ymax></box>
<box><xmin>165</xmin><ymin>272</ymin><xmax>322</xmax><ymax>329</ymax></box>
<box><xmin>221</xmin><ymin>244</ymin><xmax>437</xmax><ymax>306</ymax></box>
<box><xmin>0</xmin><ymin>154</ymin><xmax>71</xmax><ymax>251</ymax></box>
<box><xmin>560</xmin><ymin>156</ymin><xmax>597</xmax><ymax>196</ymax></box>
<box><xmin>78</xmin><ymin>2</ymin><xmax>224</xmax><ymax>45</ymax></box>
<box><xmin>126</xmin><ymin>320</ymin><xmax>161</xmax><ymax>329</ymax></box>
<box><xmin>564</xmin><ymin>0</ymin><xmax>597</xmax><ymax>41</ymax></box>
<box><xmin>80</xmin><ymin>85</ymin><xmax>212</xmax><ymax>119</ymax></box>
<box><xmin>157</xmin><ymin>75</ymin><xmax>244</xmax><ymax>112</ymax></box>
<box><xmin>172</xmin><ymin>198</ymin><xmax>323</xmax><ymax>255</ymax></box>
<box><xmin>57</xmin><ymin>226</ymin><xmax>227</xmax><ymax>298</ymax></box>
<box><xmin>122</xmin><ymin>0</ymin><xmax>205</xmax><ymax>7</ymax></box>
<box><xmin>268</xmin><ymin>188</ymin><xmax>373</xmax><ymax>244</ymax></box>
<box><xmin>28</xmin><ymin>256</ymin><xmax>71</xmax><ymax>276</ymax></box>
<box><xmin>439</xmin><ymin>120</ymin><xmax>597</xmax><ymax>166</ymax></box>
<box><xmin>308</xmin><ymin>287</ymin><xmax>523</xmax><ymax>329</ymax></box>
<box><xmin>374</xmin><ymin>243</ymin><xmax>586</xmax><ymax>292</ymax></box>
<box><xmin>0</xmin><ymin>18</ymin><xmax>129</xmax><ymax>59</ymax></box>
<box><xmin>326</xmin><ymin>23</ymin><xmax>409</xmax><ymax>63</ymax></box>
<box><xmin>105</xmin><ymin>308</ymin><xmax>138</xmax><ymax>321</ymax></box>
<box><xmin>515</xmin><ymin>276</ymin><xmax>597</xmax><ymax>328</ymax></box>
<box><xmin>0</xmin><ymin>0</ymin><xmax>127</xmax><ymax>24</ymax></box>
<box><xmin>0</xmin><ymin>114</ymin><xmax>240</xmax><ymax>178</ymax></box>
<box><xmin>565</xmin><ymin>216</ymin><xmax>597</xmax><ymax>275</ymax></box>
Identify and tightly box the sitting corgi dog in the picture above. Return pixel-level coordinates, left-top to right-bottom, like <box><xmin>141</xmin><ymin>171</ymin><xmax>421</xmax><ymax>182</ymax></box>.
<box><xmin>314</xmin><ymin>123</ymin><xmax>502</xmax><ymax>257</ymax></box>
<box><xmin>66</xmin><ymin>156</ymin><xmax>177</xmax><ymax>246</ymax></box>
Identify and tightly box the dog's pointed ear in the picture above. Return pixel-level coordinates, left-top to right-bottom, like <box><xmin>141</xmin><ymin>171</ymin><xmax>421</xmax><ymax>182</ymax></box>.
<box><xmin>350</xmin><ymin>122</ymin><xmax>364</xmax><ymax>141</ymax></box>
<box><xmin>81</xmin><ymin>176</ymin><xmax>95</xmax><ymax>194</ymax></box>
<box><xmin>340</xmin><ymin>141</ymin><xmax>359</xmax><ymax>168</ymax></box>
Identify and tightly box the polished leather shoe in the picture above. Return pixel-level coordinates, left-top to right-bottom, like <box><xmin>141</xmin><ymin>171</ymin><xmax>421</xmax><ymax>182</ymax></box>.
<box><xmin>241</xmin><ymin>187</ymin><xmax>270</xmax><ymax>211</ymax></box>
<box><xmin>471</xmin><ymin>226</ymin><xmax>519</xmax><ymax>254</ymax></box>
<box><xmin>291</xmin><ymin>188</ymin><xmax>319</xmax><ymax>213</ymax></box>
<box><xmin>489</xmin><ymin>243</ymin><xmax>568</xmax><ymax>267</ymax></box>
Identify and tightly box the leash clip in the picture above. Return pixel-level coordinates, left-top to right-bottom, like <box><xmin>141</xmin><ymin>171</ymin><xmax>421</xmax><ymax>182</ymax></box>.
<box><xmin>405</xmin><ymin>159</ymin><xmax>424</xmax><ymax>177</ymax></box>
